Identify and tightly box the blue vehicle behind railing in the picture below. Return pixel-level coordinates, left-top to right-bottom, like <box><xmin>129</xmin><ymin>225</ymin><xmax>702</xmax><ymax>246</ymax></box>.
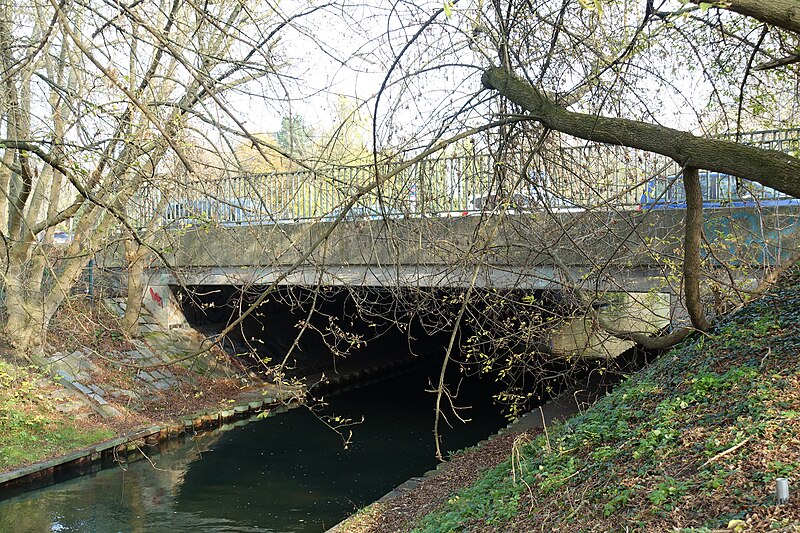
<box><xmin>638</xmin><ymin>171</ymin><xmax>800</xmax><ymax>210</ymax></box>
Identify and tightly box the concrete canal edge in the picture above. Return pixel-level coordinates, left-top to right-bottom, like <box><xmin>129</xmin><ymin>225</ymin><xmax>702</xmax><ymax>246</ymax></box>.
<box><xmin>0</xmin><ymin>330</ymin><xmax>448</xmax><ymax>499</ymax></box>
<box><xmin>325</xmin><ymin>388</ymin><xmax>595</xmax><ymax>533</ymax></box>
<box><xmin>0</xmin><ymin>388</ymin><xmax>297</xmax><ymax>495</ymax></box>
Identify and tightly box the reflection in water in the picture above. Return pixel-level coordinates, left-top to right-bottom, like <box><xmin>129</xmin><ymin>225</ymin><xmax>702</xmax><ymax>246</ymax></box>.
<box><xmin>0</xmin><ymin>362</ymin><xmax>508</xmax><ymax>532</ymax></box>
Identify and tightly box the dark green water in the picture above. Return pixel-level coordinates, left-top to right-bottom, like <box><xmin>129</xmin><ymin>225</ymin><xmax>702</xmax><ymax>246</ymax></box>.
<box><xmin>0</xmin><ymin>362</ymin><xmax>509</xmax><ymax>532</ymax></box>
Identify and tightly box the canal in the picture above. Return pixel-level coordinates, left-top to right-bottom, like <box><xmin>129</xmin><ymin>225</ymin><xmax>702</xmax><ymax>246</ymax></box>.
<box><xmin>0</xmin><ymin>359</ymin><xmax>510</xmax><ymax>532</ymax></box>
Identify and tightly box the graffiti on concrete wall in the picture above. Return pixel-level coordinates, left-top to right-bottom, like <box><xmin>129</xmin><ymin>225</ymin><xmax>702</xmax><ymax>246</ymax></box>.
<box><xmin>149</xmin><ymin>287</ymin><xmax>164</xmax><ymax>308</ymax></box>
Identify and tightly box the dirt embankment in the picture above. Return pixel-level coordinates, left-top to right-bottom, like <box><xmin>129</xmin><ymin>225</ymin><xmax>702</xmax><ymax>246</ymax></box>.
<box><xmin>0</xmin><ymin>297</ymin><xmax>278</xmax><ymax>479</ymax></box>
<box><xmin>337</xmin><ymin>269</ymin><xmax>800</xmax><ymax>532</ymax></box>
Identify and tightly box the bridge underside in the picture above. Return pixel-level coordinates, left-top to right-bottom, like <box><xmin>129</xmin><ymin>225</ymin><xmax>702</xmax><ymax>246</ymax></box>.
<box><xmin>175</xmin><ymin>284</ymin><xmax>659</xmax><ymax>380</ymax></box>
<box><xmin>158</xmin><ymin>265</ymin><xmax>666</xmax><ymax>292</ymax></box>
<box><xmin>122</xmin><ymin>205</ymin><xmax>800</xmax><ymax>338</ymax></box>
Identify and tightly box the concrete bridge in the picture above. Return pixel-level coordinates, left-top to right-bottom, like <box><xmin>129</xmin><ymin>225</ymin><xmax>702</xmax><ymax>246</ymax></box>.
<box><xmin>99</xmin><ymin>201</ymin><xmax>799</xmax><ymax>364</ymax></box>
<box><xmin>105</xmin><ymin>127</ymin><xmax>800</xmax><ymax>360</ymax></box>
<box><xmin>111</xmin><ymin>204</ymin><xmax>800</xmax><ymax>331</ymax></box>
<box><xmin>116</xmin><ymin>129</ymin><xmax>800</xmax><ymax>296</ymax></box>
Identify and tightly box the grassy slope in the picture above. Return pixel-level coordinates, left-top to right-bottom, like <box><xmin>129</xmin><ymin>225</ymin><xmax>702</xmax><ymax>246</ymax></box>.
<box><xmin>0</xmin><ymin>362</ymin><xmax>113</xmax><ymax>471</ymax></box>
<box><xmin>0</xmin><ymin>297</ymin><xmax>232</xmax><ymax>474</ymax></box>
<box><xmin>412</xmin><ymin>270</ymin><xmax>800</xmax><ymax>532</ymax></box>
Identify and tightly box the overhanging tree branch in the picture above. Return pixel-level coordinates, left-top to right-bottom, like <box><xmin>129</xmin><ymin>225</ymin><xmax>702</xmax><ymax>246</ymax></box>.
<box><xmin>683</xmin><ymin>166</ymin><xmax>712</xmax><ymax>331</ymax></box>
<box><xmin>481</xmin><ymin>66</ymin><xmax>800</xmax><ymax>198</ymax></box>
<box><xmin>691</xmin><ymin>0</ymin><xmax>800</xmax><ymax>36</ymax></box>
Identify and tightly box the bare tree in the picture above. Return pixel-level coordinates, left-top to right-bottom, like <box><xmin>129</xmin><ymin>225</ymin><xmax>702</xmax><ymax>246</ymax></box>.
<box><xmin>178</xmin><ymin>1</ymin><xmax>800</xmax><ymax>403</ymax></box>
<box><xmin>0</xmin><ymin>0</ymin><xmax>332</xmax><ymax>357</ymax></box>
<box><xmin>255</xmin><ymin>0</ymin><xmax>800</xmax><ymax>439</ymax></box>
<box><xmin>143</xmin><ymin>1</ymin><xmax>800</xmax><ymax>390</ymax></box>
<box><xmin>4</xmin><ymin>0</ymin><xmax>800</xmax><ymax>444</ymax></box>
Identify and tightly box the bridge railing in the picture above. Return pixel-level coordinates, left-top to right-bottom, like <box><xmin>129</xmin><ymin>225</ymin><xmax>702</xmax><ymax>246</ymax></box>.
<box><xmin>129</xmin><ymin>128</ymin><xmax>800</xmax><ymax>226</ymax></box>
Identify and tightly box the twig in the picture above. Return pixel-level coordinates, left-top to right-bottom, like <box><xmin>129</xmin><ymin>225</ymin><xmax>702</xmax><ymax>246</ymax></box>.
<box><xmin>760</xmin><ymin>346</ymin><xmax>772</xmax><ymax>368</ymax></box>
<box><xmin>700</xmin><ymin>436</ymin><xmax>752</xmax><ymax>469</ymax></box>
<box><xmin>540</xmin><ymin>405</ymin><xmax>552</xmax><ymax>453</ymax></box>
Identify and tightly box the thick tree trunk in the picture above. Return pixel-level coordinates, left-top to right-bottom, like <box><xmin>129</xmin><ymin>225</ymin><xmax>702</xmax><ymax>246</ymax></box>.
<box><xmin>3</xmin><ymin>250</ymin><xmax>46</xmax><ymax>359</ymax></box>
<box><xmin>683</xmin><ymin>167</ymin><xmax>712</xmax><ymax>331</ymax></box>
<box><xmin>121</xmin><ymin>239</ymin><xmax>147</xmax><ymax>336</ymax></box>
<box><xmin>481</xmin><ymin>67</ymin><xmax>800</xmax><ymax>198</ymax></box>
<box><xmin>694</xmin><ymin>0</ymin><xmax>800</xmax><ymax>36</ymax></box>
<box><xmin>29</xmin><ymin>168</ymin><xmax>57</xmax><ymax>290</ymax></box>
<box><xmin>5</xmin><ymin>303</ymin><xmax>45</xmax><ymax>356</ymax></box>
<box><xmin>3</xmin><ymin>208</ymin><xmax>115</xmax><ymax>357</ymax></box>
<box><xmin>3</xmin><ymin>250</ymin><xmax>92</xmax><ymax>356</ymax></box>
<box><xmin>597</xmin><ymin>319</ymin><xmax>694</xmax><ymax>350</ymax></box>
<box><xmin>0</xmin><ymin>148</ymin><xmax>11</xmax><ymax>230</ymax></box>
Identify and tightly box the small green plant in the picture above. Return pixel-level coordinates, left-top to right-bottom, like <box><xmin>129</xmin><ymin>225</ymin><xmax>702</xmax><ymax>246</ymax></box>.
<box><xmin>632</xmin><ymin>427</ymin><xmax>678</xmax><ymax>460</ymax></box>
<box><xmin>647</xmin><ymin>478</ymin><xmax>691</xmax><ymax>510</ymax></box>
<box><xmin>603</xmin><ymin>488</ymin><xmax>633</xmax><ymax>517</ymax></box>
<box><xmin>750</xmin><ymin>314</ymin><xmax>780</xmax><ymax>337</ymax></box>
<box><xmin>765</xmin><ymin>460</ymin><xmax>799</xmax><ymax>480</ymax></box>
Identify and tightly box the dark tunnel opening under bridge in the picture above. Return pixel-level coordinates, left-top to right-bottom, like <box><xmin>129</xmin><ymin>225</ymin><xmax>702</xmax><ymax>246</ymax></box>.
<box><xmin>177</xmin><ymin>284</ymin><xmax>658</xmax><ymax>412</ymax></box>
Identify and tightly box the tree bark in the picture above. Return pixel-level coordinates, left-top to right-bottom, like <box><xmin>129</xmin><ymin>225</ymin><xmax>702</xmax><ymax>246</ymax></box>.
<box><xmin>481</xmin><ymin>67</ymin><xmax>800</xmax><ymax>198</ymax></box>
<box><xmin>683</xmin><ymin>166</ymin><xmax>712</xmax><ymax>331</ymax></box>
<box><xmin>5</xmin><ymin>302</ymin><xmax>45</xmax><ymax>360</ymax></box>
<box><xmin>121</xmin><ymin>239</ymin><xmax>147</xmax><ymax>336</ymax></box>
<box><xmin>692</xmin><ymin>0</ymin><xmax>800</xmax><ymax>36</ymax></box>
<box><xmin>3</xmin><ymin>246</ymin><xmax>44</xmax><ymax>359</ymax></box>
